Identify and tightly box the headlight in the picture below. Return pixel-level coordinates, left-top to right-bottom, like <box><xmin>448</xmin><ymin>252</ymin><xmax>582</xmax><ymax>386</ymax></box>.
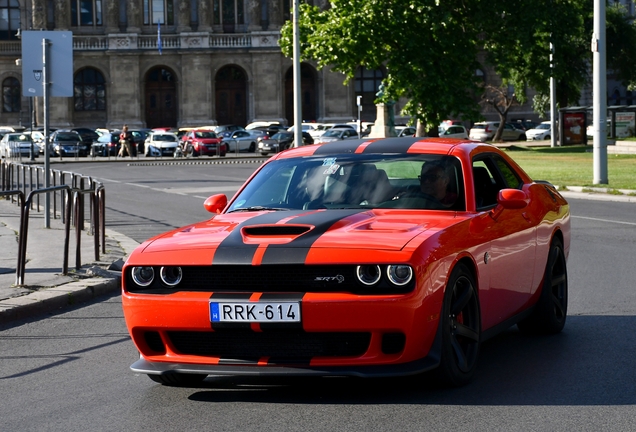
<box><xmin>131</xmin><ymin>266</ymin><xmax>155</xmax><ymax>286</ymax></box>
<box><xmin>356</xmin><ymin>265</ymin><xmax>382</xmax><ymax>286</ymax></box>
<box><xmin>386</xmin><ymin>265</ymin><xmax>413</xmax><ymax>286</ymax></box>
<box><xmin>160</xmin><ymin>266</ymin><xmax>182</xmax><ymax>286</ymax></box>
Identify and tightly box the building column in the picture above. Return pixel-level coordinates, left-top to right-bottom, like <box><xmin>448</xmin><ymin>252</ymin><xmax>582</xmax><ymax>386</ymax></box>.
<box><xmin>126</xmin><ymin>1</ymin><xmax>142</xmax><ymax>33</ymax></box>
<box><xmin>31</xmin><ymin>0</ymin><xmax>47</xmax><ymax>29</ymax></box>
<box><xmin>198</xmin><ymin>0</ymin><xmax>212</xmax><ymax>31</ymax></box>
<box><xmin>177</xmin><ymin>0</ymin><xmax>192</xmax><ymax>32</ymax></box>
<box><xmin>105</xmin><ymin>0</ymin><xmax>120</xmax><ymax>33</ymax></box>
<box><xmin>54</xmin><ymin>0</ymin><xmax>71</xmax><ymax>30</ymax></box>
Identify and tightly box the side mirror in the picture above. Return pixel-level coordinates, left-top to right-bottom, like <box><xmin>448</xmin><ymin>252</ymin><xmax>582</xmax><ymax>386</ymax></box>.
<box><xmin>490</xmin><ymin>189</ymin><xmax>528</xmax><ymax>220</ymax></box>
<box><xmin>204</xmin><ymin>194</ymin><xmax>228</xmax><ymax>214</ymax></box>
<box><xmin>498</xmin><ymin>188</ymin><xmax>529</xmax><ymax>209</ymax></box>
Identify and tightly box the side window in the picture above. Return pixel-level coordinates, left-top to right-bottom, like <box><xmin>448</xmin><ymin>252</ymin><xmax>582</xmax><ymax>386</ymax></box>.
<box><xmin>493</xmin><ymin>155</ymin><xmax>522</xmax><ymax>189</ymax></box>
<box><xmin>472</xmin><ymin>158</ymin><xmax>499</xmax><ymax>209</ymax></box>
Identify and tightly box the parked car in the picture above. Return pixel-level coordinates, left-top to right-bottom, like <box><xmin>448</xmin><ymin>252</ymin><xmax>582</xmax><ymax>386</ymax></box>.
<box><xmin>258</xmin><ymin>131</ymin><xmax>314</xmax><ymax>155</ymax></box>
<box><xmin>91</xmin><ymin>132</ymin><xmax>121</xmax><ymax>156</ymax></box>
<box><xmin>181</xmin><ymin>129</ymin><xmax>227</xmax><ymax>157</ymax></box>
<box><xmin>526</xmin><ymin>121</ymin><xmax>554</xmax><ymax>141</ymax></box>
<box><xmin>511</xmin><ymin>120</ymin><xmax>539</xmax><ymax>131</ymax></box>
<box><xmin>213</xmin><ymin>125</ymin><xmax>245</xmax><ymax>138</ymax></box>
<box><xmin>222</xmin><ymin>130</ymin><xmax>258</xmax><ymax>152</ymax></box>
<box><xmin>145</xmin><ymin>132</ymin><xmax>179</xmax><ymax>157</ymax></box>
<box><xmin>70</xmin><ymin>128</ymin><xmax>99</xmax><ymax>152</ymax></box>
<box><xmin>49</xmin><ymin>130</ymin><xmax>87</xmax><ymax>157</ymax></box>
<box><xmin>314</xmin><ymin>128</ymin><xmax>359</xmax><ymax>144</ymax></box>
<box><xmin>438</xmin><ymin>124</ymin><xmax>469</xmax><ymax>139</ymax></box>
<box><xmin>396</xmin><ymin>126</ymin><xmax>416</xmax><ymax>137</ymax></box>
<box><xmin>121</xmin><ymin>137</ymin><xmax>570</xmax><ymax>388</ymax></box>
<box><xmin>0</xmin><ymin>133</ymin><xmax>37</xmax><ymax>158</ymax></box>
<box><xmin>469</xmin><ymin>121</ymin><xmax>526</xmax><ymax>142</ymax></box>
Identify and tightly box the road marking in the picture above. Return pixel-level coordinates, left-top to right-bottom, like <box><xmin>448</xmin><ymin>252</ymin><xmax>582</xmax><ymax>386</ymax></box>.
<box><xmin>572</xmin><ymin>215</ymin><xmax>636</xmax><ymax>226</ymax></box>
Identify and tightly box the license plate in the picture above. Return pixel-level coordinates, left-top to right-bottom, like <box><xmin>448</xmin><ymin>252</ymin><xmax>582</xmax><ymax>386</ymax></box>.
<box><xmin>210</xmin><ymin>301</ymin><xmax>301</xmax><ymax>323</ymax></box>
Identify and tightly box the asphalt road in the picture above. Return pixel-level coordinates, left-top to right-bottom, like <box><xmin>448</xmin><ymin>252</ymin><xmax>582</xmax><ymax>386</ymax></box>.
<box><xmin>1</xmin><ymin>160</ymin><xmax>636</xmax><ymax>431</ymax></box>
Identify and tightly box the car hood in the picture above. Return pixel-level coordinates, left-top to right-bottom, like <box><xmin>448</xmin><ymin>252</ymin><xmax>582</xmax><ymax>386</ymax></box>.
<box><xmin>149</xmin><ymin>141</ymin><xmax>178</xmax><ymax>148</ymax></box>
<box><xmin>131</xmin><ymin>209</ymin><xmax>466</xmax><ymax>265</ymax></box>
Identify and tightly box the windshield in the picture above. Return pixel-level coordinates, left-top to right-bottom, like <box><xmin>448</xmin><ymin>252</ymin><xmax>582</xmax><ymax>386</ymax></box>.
<box><xmin>536</xmin><ymin>124</ymin><xmax>550</xmax><ymax>130</ymax></box>
<box><xmin>154</xmin><ymin>134</ymin><xmax>177</xmax><ymax>142</ymax></box>
<box><xmin>195</xmin><ymin>131</ymin><xmax>217</xmax><ymax>138</ymax></box>
<box><xmin>323</xmin><ymin>130</ymin><xmax>343</xmax><ymax>138</ymax></box>
<box><xmin>56</xmin><ymin>133</ymin><xmax>81</xmax><ymax>141</ymax></box>
<box><xmin>227</xmin><ymin>153</ymin><xmax>465</xmax><ymax>212</ymax></box>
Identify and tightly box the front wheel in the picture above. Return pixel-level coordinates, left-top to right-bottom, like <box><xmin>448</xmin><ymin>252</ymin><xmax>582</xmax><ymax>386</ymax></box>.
<box><xmin>437</xmin><ymin>262</ymin><xmax>481</xmax><ymax>387</ymax></box>
<box><xmin>148</xmin><ymin>373</ymin><xmax>207</xmax><ymax>387</ymax></box>
<box><xmin>517</xmin><ymin>237</ymin><xmax>567</xmax><ymax>334</ymax></box>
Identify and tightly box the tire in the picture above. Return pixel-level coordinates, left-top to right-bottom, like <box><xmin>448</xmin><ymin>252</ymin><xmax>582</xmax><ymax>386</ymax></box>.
<box><xmin>437</xmin><ymin>262</ymin><xmax>481</xmax><ymax>387</ymax></box>
<box><xmin>249</xmin><ymin>142</ymin><xmax>256</xmax><ymax>152</ymax></box>
<box><xmin>545</xmin><ymin>135</ymin><xmax>551</xmax><ymax>141</ymax></box>
<box><xmin>519</xmin><ymin>134</ymin><xmax>527</xmax><ymax>141</ymax></box>
<box><xmin>517</xmin><ymin>237</ymin><xmax>567</xmax><ymax>335</ymax></box>
<box><xmin>148</xmin><ymin>373</ymin><xmax>207</xmax><ymax>387</ymax></box>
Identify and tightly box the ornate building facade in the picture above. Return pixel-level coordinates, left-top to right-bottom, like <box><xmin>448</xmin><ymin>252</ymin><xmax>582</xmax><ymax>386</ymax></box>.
<box><xmin>0</xmin><ymin>0</ymin><xmax>363</xmax><ymax>130</ymax></box>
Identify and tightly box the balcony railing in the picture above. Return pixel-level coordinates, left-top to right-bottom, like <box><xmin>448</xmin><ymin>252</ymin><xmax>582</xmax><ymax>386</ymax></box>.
<box><xmin>0</xmin><ymin>32</ymin><xmax>279</xmax><ymax>55</ymax></box>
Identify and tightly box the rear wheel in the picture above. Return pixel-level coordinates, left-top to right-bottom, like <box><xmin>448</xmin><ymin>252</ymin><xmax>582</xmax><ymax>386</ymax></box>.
<box><xmin>148</xmin><ymin>373</ymin><xmax>207</xmax><ymax>387</ymax></box>
<box><xmin>249</xmin><ymin>142</ymin><xmax>256</xmax><ymax>152</ymax></box>
<box><xmin>517</xmin><ymin>237</ymin><xmax>567</xmax><ymax>334</ymax></box>
<box><xmin>437</xmin><ymin>263</ymin><xmax>481</xmax><ymax>387</ymax></box>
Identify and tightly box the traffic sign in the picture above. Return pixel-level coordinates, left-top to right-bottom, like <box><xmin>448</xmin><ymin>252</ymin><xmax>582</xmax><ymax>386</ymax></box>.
<box><xmin>21</xmin><ymin>31</ymin><xmax>73</xmax><ymax>97</ymax></box>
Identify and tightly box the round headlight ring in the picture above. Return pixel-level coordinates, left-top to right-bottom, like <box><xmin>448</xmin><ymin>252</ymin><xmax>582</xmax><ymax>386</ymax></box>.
<box><xmin>356</xmin><ymin>265</ymin><xmax>382</xmax><ymax>286</ymax></box>
<box><xmin>160</xmin><ymin>266</ymin><xmax>183</xmax><ymax>287</ymax></box>
<box><xmin>131</xmin><ymin>266</ymin><xmax>155</xmax><ymax>287</ymax></box>
<box><xmin>387</xmin><ymin>265</ymin><xmax>413</xmax><ymax>286</ymax></box>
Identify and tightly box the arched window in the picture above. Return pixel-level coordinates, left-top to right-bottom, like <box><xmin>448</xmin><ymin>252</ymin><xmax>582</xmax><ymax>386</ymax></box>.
<box><xmin>74</xmin><ymin>68</ymin><xmax>106</xmax><ymax>111</ymax></box>
<box><xmin>71</xmin><ymin>0</ymin><xmax>103</xmax><ymax>26</ymax></box>
<box><xmin>144</xmin><ymin>0</ymin><xmax>175</xmax><ymax>25</ymax></box>
<box><xmin>2</xmin><ymin>77</ymin><xmax>20</xmax><ymax>112</ymax></box>
<box><xmin>0</xmin><ymin>0</ymin><xmax>20</xmax><ymax>41</ymax></box>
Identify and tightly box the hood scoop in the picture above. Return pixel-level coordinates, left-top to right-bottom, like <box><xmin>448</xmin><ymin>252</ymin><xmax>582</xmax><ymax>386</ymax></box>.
<box><xmin>241</xmin><ymin>224</ymin><xmax>312</xmax><ymax>244</ymax></box>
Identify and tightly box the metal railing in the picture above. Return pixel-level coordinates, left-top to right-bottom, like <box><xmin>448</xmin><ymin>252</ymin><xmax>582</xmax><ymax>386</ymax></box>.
<box><xmin>1</xmin><ymin>161</ymin><xmax>106</xmax><ymax>285</ymax></box>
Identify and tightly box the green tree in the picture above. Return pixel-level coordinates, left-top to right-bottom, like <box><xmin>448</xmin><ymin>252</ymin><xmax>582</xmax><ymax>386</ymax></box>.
<box><xmin>279</xmin><ymin>1</ymin><xmax>485</xmax><ymax>135</ymax></box>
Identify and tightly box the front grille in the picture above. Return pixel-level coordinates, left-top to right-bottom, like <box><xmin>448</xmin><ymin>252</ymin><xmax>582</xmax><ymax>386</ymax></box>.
<box><xmin>167</xmin><ymin>330</ymin><xmax>371</xmax><ymax>360</ymax></box>
<box><xmin>126</xmin><ymin>265</ymin><xmax>415</xmax><ymax>294</ymax></box>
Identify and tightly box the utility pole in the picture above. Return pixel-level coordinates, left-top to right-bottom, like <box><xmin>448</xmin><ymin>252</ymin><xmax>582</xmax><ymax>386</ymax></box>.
<box><xmin>292</xmin><ymin>0</ymin><xmax>303</xmax><ymax>147</ymax></box>
<box><xmin>592</xmin><ymin>0</ymin><xmax>608</xmax><ymax>184</ymax></box>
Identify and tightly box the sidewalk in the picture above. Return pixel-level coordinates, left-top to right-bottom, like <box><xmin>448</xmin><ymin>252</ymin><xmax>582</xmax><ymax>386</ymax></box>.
<box><xmin>0</xmin><ymin>199</ymin><xmax>139</xmax><ymax>324</ymax></box>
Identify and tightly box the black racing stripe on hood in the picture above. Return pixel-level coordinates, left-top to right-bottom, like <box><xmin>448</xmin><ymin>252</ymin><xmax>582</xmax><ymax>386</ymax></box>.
<box><xmin>361</xmin><ymin>137</ymin><xmax>426</xmax><ymax>153</ymax></box>
<box><xmin>212</xmin><ymin>211</ymin><xmax>305</xmax><ymax>265</ymax></box>
<box><xmin>261</xmin><ymin>209</ymin><xmax>366</xmax><ymax>265</ymax></box>
<box><xmin>212</xmin><ymin>210</ymin><xmax>364</xmax><ymax>265</ymax></box>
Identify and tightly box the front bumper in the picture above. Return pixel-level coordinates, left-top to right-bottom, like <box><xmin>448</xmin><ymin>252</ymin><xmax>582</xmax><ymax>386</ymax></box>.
<box><xmin>123</xmin><ymin>289</ymin><xmax>442</xmax><ymax>374</ymax></box>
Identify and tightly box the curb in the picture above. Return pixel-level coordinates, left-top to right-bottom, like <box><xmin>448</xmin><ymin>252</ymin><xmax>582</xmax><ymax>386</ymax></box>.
<box><xmin>0</xmin><ymin>274</ymin><xmax>120</xmax><ymax>325</ymax></box>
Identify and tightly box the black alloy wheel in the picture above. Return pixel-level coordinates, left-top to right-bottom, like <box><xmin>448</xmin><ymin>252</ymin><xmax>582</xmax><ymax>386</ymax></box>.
<box><xmin>437</xmin><ymin>262</ymin><xmax>481</xmax><ymax>387</ymax></box>
<box><xmin>517</xmin><ymin>237</ymin><xmax>568</xmax><ymax>334</ymax></box>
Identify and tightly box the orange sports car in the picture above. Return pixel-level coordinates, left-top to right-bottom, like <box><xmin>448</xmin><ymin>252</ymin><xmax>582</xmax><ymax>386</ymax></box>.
<box><xmin>122</xmin><ymin>137</ymin><xmax>570</xmax><ymax>387</ymax></box>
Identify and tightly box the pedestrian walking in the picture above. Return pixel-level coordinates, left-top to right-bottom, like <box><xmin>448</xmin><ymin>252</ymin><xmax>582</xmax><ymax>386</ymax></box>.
<box><xmin>118</xmin><ymin>125</ymin><xmax>134</xmax><ymax>158</ymax></box>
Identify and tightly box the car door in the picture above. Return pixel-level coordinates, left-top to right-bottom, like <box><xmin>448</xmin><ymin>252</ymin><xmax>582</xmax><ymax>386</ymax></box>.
<box><xmin>471</xmin><ymin>153</ymin><xmax>537</xmax><ymax>328</ymax></box>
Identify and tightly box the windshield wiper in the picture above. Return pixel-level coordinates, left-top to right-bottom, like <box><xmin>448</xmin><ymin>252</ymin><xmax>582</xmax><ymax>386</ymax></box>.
<box><xmin>228</xmin><ymin>206</ymin><xmax>289</xmax><ymax>213</ymax></box>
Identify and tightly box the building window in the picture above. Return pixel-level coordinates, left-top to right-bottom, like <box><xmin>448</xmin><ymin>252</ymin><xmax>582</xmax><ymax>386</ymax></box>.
<box><xmin>354</xmin><ymin>67</ymin><xmax>384</xmax><ymax>122</ymax></box>
<box><xmin>0</xmin><ymin>0</ymin><xmax>20</xmax><ymax>41</ymax></box>
<box><xmin>213</xmin><ymin>0</ymin><xmax>244</xmax><ymax>26</ymax></box>
<box><xmin>74</xmin><ymin>68</ymin><xmax>106</xmax><ymax>111</ymax></box>
<box><xmin>144</xmin><ymin>0</ymin><xmax>174</xmax><ymax>25</ymax></box>
<box><xmin>71</xmin><ymin>0</ymin><xmax>103</xmax><ymax>26</ymax></box>
<box><xmin>2</xmin><ymin>77</ymin><xmax>20</xmax><ymax>112</ymax></box>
